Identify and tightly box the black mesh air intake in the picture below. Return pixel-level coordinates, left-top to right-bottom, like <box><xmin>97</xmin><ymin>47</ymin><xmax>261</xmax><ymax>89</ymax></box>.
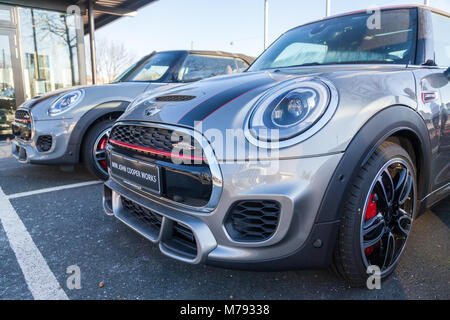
<box><xmin>109</xmin><ymin>125</ymin><xmax>203</xmax><ymax>163</ymax></box>
<box><xmin>36</xmin><ymin>135</ymin><xmax>52</xmax><ymax>152</ymax></box>
<box><xmin>224</xmin><ymin>200</ymin><xmax>281</xmax><ymax>242</ymax></box>
<box><xmin>110</xmin><ymin>125</ymin><xmax>174</xmax><ymax>152</ymax></box>
<box><xmin>121</xmin><ymin>197</ymin><xmax>163</xmax><ymax>234</ymax></box>
<box><xmin>15</xmin><ymin>110</ymin><xmax>31</xmax><ymax>121</ymax></box>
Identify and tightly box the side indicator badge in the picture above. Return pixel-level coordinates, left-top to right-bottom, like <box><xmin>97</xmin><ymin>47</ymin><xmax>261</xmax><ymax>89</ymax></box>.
<box><xmin>421</xmin><ymin>91</ymin><xmax>439</xmax><ymax>103</ymax></box>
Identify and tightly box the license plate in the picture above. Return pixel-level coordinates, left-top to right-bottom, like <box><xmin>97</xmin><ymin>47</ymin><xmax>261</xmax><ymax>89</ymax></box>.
<box><xmin>110</xmin><ymin>153</ymin><xmax>161</xmax><ymax>195</ymax></box>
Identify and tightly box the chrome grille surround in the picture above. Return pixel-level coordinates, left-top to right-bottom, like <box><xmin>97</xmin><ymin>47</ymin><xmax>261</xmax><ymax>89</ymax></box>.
<box><xmin>107</xmin><ymin>121</ymin><xmax>223</xmax><ymax>214</ymax></box>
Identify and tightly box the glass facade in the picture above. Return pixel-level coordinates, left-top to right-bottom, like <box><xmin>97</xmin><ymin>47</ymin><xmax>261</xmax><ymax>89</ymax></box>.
<box><xmin>18</xmin><ymin>7</ymin><xmax>79</xmax><ymax>99</ymax></box>
<box><xmin>0</xmin><ymin>5</ymin><xmax>83</xmax><ymax>138</ymax></box>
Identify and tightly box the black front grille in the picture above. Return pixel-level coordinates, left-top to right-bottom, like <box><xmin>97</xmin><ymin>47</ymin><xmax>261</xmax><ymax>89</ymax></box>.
<box><xmin>15</xmin><ymin>110</ymin><xmax>31</xmax><ymax>121</ymax></box>
<box><xmin>155</xmin><ymin>95</ymin><xmax>196</xmax><ymax>102</ymax></box>
<box><xmin>111</xmin><ymin>125</ymin><xmax>174</xmax><ymax>153</ymax></box>
<box><xmin>225</xmin><ymin>200</ymin><xmax>281</xmax><ymax>242</ymax></box>
<box><xmin>109</xmin><ymin>124</ymin><xmax>203</xmax><ymax>163</ymax></box>
<box><xmin>36</xmin><ymin>135</ymin><xmax>52</xmax><ymax>152</ymax></box>
<box><xmin>110</xmin><ymin>124</ymin><xmax>212</xmax><ymax>207</ymax></box>
<box><xmin>12</xmin><ymin>110</ymin><xmax>32</xmax><ymax>140</ymax></box>
<box><xmin>121</xmin><ymin>197</ymin><xmax>163</xmax><ymax>234</ymax></box>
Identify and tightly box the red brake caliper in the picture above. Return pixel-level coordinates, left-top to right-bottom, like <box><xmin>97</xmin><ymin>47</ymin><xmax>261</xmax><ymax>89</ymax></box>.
<box><xmin>364</xmin><ymin>193</ymin><xmax>377</xmax><ymax>256</ymax></box>
<box><xmin>98</xmin><ymin>137</ymin><xmax>108</xmax><ymax>169</ymax></box>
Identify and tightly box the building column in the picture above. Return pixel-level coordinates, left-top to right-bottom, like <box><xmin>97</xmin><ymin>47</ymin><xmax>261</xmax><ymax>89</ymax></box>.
<box><xmin>88</xmin><ymin>0</ymin><xmax>96</xmax><ymax>84</ymax></box>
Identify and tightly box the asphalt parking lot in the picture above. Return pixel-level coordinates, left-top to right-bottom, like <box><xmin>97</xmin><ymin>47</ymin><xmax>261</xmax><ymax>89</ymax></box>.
<box><xmin>0</xmin><ymin>140</ymin><xmax>448</xmax><ymax>300</ymax></box>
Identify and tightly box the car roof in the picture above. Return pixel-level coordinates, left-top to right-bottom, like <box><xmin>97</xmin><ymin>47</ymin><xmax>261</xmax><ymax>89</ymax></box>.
<box><xmin>285</xmin><ymin>4</ymin><xmax>449</xmax><ymax>34</ymax></box>
<box><xmin>326</xmin><ymin>4</ymin><xmax>449</xmax><ymax>19</ymax></box>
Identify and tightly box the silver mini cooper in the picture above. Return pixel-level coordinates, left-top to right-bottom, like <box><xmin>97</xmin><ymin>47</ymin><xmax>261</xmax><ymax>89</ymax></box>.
<box><xmin>11</xmin><ymin>50</ymin><xmax>253</xmax><ymax>179</ymax></box>
<box><xmin>104</xmin><ymin>6</ymin><xmax>449</xmax><ymax>286</ymax></box>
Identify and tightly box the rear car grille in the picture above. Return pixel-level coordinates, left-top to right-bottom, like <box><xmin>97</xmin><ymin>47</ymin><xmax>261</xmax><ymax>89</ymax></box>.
<box><xmin>36</xmin><ymin>135</ymin><xmax>52</xmax><ymax>152</ymax></box>
<box><xmin>155</xmin><ymin>95</ymin><xmax>196</xmax><ymax>102</ymax></box>
<box><xmin>225</xmin><ymin>200</ymin><xmax>281</xmax><ymax>242</ymax></box>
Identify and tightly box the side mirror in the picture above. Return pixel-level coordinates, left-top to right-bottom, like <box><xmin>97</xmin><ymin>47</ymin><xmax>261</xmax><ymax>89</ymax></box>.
<box><xmin>444</xmin><ymin>67</ymin><xmax>450</xmax><ymax>80</ymax></box>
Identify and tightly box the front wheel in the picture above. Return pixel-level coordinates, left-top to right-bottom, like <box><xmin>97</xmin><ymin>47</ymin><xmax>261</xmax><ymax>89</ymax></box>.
<box><xmin>332</xmin><ymin>141</ymin><xmax>416</xmax><ymax>286</ymax></box>
<box><xmin>82</xmin><ymin>120</ymin><xmax>113</xmax><ymax>180</ymax></box>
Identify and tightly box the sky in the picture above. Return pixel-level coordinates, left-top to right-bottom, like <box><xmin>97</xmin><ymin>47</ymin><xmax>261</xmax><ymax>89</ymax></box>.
<box><xmin>93</xmin><ymin>0</ymin><xmax>450</xmax><ymax>59</ymax></box>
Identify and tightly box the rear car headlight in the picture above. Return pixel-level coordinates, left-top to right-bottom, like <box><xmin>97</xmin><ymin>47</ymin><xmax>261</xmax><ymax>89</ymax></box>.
<box><xmin>246</xmin><ymin>79</ymin><xmax>337</xmax><ymax>148</ymax></box>
<box><xmin>48</xmin><ymin>89</ymin><xmax>84</xmax><ymax>116</ymax></box>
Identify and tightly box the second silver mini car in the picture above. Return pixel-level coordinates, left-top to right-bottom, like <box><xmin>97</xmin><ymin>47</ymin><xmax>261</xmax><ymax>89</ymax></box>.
<box><xmin>11</xmin><ymin>50</ymin><xmax>253</xmax><ymax>179</ymax></box>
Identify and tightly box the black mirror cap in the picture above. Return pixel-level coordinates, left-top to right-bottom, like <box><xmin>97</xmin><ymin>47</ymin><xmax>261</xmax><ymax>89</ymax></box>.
<box><xmin>445</xmin><ymin>67</ymin><xmax>450</xmax><ymax>80</ymax></box>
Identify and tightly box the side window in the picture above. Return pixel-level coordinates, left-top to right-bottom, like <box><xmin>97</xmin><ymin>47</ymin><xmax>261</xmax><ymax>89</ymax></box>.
<box><xmin>431</xmin><ymin>13</ymin><xmax>450</xmax><ymax>67</ymax></box>
<box><xmin>179</xmin><ymin>55</ymin><xmax>239</xmax><ymax>82</ymax></box>
<box><xmin>235</xmin><ymin>58</ymin><xmax>249</xmax><ymax>72</ymax></box>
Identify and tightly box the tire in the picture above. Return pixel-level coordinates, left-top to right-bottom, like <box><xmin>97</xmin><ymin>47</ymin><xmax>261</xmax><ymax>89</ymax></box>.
<box><xmin>332</xmin><ymin>141</ymin><xmax>417</xmax><ymax>287</ymax></box>
<box><xmin>82</xmin><ymin>120</ymin><xmax>113</xmax><ymax>180</ymax></box>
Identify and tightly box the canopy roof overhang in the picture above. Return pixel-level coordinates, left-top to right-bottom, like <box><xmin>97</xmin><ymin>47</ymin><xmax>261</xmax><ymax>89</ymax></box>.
<box><xmin>0</xmin><ymin>0</ymin><xmax>157</xmax><ymax>32</ymax></box>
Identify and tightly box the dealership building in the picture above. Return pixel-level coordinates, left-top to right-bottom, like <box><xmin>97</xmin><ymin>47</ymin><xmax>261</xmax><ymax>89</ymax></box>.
<box><xmin>0</xmin><ymin>0</ymin><xmax>154</xmax><ymax>138</ymax></box>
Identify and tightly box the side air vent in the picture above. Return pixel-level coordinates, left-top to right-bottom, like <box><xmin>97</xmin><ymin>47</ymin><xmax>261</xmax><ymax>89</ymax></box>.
<box><xmin>224</xmin><ymin>200</ymin><xmax>281</xmax><ymax>242</ymax></box>
<box><xmin>155</xmin><ymin>95</ymin><xmax>196</xmax><ymax>102</ymax></box>
<box><xmin>36</xmin><ymin>135</ymin><xmax>52</xmax><ymax>152</ymax></box>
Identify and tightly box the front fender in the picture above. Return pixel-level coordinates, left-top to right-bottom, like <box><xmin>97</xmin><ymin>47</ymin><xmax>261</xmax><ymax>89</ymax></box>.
<box><xmin>67</xmin><ymin>100</ymin><xmax>129</xmax><ymax>161</ymax></box>
<box><xmin>315</xmin><ymin>105</ymin><xmax>432</xmax><ymax>223</ymax></box>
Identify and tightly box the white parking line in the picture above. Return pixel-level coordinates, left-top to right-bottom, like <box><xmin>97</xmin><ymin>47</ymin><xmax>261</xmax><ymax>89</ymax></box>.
<box><xmin>0</xmin><ymin>187</ymin><xmax>68</xmax><ymax>300</ymax></box>
<box><xmin>7</xmin><ymin>180</ymin><xmax>103</xmax><ymax>199</ymax></box>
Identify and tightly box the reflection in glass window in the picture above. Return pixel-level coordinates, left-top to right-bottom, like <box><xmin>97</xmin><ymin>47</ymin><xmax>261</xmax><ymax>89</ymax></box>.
<box><xmin>431</xmin><ymin>13</ymin><xmax>450</xmax><ymax>67</ymax></box>
<box><xmin>18</xmin><ymin>8</ymin><xmax>79</xmax><ymax>99</ymax></box>
<box><xmin>179</xmin><ymin>55</ymin><xmax>241</xmax><ymax>82</ymax></box>
<box><xmin>129</xmin><ymin>52</ymin><xmax>179</xmax><ymax>82</ymax></box>
<box><xmin>0</xmin><ymin>7</ymin><xmax>11</xmax><ymax>21</ymax></box>
<box><xmin>0</xmin><ymin>34</ymin><xmax>15</xmax><ymax>137</ymax></box>
<box><xmin>249</xmin><ymin>9</ymin><xmax>418</xmax><ymax>71</ymax></box>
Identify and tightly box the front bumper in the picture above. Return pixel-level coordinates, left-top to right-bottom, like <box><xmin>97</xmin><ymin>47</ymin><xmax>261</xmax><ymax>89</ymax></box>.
<box><xmin>104</xmin><ymin>151</ymin><xmax>343</xmax><ymax>270</ymax></box>
<box><xmin>12</xmin><ymin>117</ymin><xmax>78</xmax><ymax>165</ymax></box>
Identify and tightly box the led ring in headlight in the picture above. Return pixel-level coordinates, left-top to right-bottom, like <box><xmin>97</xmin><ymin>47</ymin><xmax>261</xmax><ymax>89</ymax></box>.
<box><xmin>246</xmin><ymin>79</ymin><xmax>337</xmax><ymax>148</ymax></box>
<box><xmin>48</xmin><ymin>89</ymin><xmax>85</xmax><ymax>116</ymax></box>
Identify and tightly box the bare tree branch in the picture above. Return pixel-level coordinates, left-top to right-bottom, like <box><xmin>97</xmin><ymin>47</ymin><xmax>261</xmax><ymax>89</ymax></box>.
<box><xmin>95</xmin><ymin>39</ymin><xmax>136</xmax><ymax>84</ymax></box>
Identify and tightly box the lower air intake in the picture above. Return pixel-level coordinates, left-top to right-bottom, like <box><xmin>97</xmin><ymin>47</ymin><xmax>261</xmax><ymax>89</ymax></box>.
<box><xmin>224</xmin><ymin>200</ymin><xmax>281</xmax><ymax>242</ymax></box>
<box><xmin>36</xmin><ymin>135</ymin><xmax>52</xmax><ymax>152</ymax></box>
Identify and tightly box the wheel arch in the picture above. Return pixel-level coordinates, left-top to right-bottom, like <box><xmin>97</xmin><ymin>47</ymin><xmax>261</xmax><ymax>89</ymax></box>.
<box><xmin>67</xmin><ymin>100</ymin><xmax>129</xmax><ymax>162</ymax></box>
<box><xmin>315</xmin><ymin>104</ymin><xmax>432</xmax><ymax>224</ymax></box>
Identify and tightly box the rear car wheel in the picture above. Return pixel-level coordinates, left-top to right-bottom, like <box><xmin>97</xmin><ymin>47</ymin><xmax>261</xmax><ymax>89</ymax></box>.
<box><xmin>82</xmin><ymin>120</ymin><xmax>113</xmax><ymax>180</ymax></box>
<box><xmin>332</xmin><ymin>141</ymin><xmax>416</xmax><ymax>286</ymax></box>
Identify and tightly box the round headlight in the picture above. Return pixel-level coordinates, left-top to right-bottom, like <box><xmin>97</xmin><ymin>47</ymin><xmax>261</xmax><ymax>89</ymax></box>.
<box><xmin>48</xmin><ymin>89</ymin><xmax>84</xmax><ymax>116</ymax></box>
<box><xmin>246</xmin><ymin>79</ymin><xmax>336</xmax><ymax>147</ymax></box>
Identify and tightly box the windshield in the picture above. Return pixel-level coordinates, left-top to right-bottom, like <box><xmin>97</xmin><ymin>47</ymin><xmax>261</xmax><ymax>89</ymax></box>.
<box><xmin>249</xmin><ymin>8</ymin><xmax>417</xmax><ymax>71</ymax></box>
<box><xmin>117</xmin><ymin>52</ymin><xmax>181</xmax><ymax>82</ymax></box>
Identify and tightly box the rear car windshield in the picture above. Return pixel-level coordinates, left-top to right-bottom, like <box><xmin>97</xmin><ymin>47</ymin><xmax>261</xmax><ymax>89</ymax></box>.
<box><xmin>249</xmin><ymin>8</ymin><xmax>418</xmax><ymax>71</ymax></box>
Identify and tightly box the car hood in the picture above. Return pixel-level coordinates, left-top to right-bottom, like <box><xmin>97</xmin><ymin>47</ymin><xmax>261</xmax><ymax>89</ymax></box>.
<box><xmin>21</xmin><ymin>82</ymin><xmax>173</xmax><ymax>120</ymax></box>
<box><xmin>122</xmin><ymin>71</ymin><xmax>285</xmax><ymax>128</ymax></box>
<box><xmin>121</xmin><ymin>65</ymin><xmax>415</xmax><ymax>130</ymax></box>
<box><xmin>117</xmin><ymin>64</ymin><xmax>418</xmax><ymax>159</ymax></box>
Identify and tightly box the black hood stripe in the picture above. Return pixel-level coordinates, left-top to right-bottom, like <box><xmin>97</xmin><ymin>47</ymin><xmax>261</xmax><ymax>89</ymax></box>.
<box><xmin>177</xmin><ymin>78</ymin><xmax>274</xmax><ymax>126</ymax></box>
